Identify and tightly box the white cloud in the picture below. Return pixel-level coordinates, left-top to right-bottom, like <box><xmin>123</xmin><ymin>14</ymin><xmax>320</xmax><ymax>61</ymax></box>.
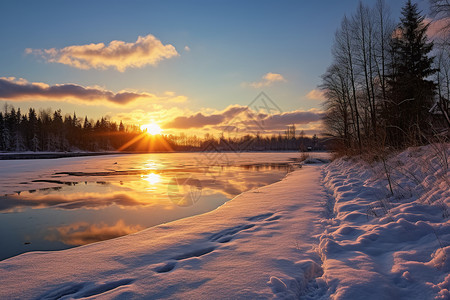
<box><xmin>26</xmin><ymin>34</ymin><xmax>178</xmax><ymax>72</ymax></box>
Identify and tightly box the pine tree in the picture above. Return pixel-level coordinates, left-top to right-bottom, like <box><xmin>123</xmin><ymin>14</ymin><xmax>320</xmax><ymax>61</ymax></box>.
<box><xmin>0</xmin><ymin>112</ymin><xmax>5</xmax><ymax>151</ymax></box>
<box><xmin>386</xmin><ymin>0</ymin><xmax>436</xmax><ymax>147</ymax></box>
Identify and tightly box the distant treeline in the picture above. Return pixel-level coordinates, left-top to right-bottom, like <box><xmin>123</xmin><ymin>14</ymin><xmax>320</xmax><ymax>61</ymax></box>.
<box><xmin>0</xmin><ymin>105</ymin><xmax>151</xmax><ymax>152</ymax></box>
<box><xmin>0</xmin><ymin>105</ymin><xmax>329</xmax><ymax>153</ymax></box>
<box><xmin>173</xmin><ymin>129</ymin><xmax>329</xmax><ymax>152</ymax></box>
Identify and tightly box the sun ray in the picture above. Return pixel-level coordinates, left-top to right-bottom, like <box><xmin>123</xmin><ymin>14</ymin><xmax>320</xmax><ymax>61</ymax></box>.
<box><xmin>141</xmin><ymin>123</ymin><xmax>162</xmax><ymax>135</ymax></box>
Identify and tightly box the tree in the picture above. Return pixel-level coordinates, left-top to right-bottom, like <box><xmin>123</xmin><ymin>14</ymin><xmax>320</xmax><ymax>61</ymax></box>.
<box><xmin>385</xmin><ymin>0</ymin><xmax>436</xmax><ymax>147</ymax></box>
<box><xmin>374</xmin><ymin>0</ymin><xmax>394</xmax><ymax>105</ymax></box>
<box><xmin>321</xmin><ymin>63</ymin><xmax>352</xmax><ymax>149</ymax></box>
<box><xmin>429</xmin><ymin>0</ymin><xmax>450</xmax><ymax>128</ymax></box>
<box><xmin>434</xmin><ymin>41</ymin><xmax>450</xmax><ymax>127</ymax></box>
<box><xmin>353</xmin><ymin>2</ymin><xmax>378</xmax><ymax>139</ymax></box>
<box><xmin>335</xmin><ymin>16</ymin><xmax>362</xmax><ymax>151</ymax></box>
<box><xmin>27</xmin><ymin>108</ymin><xmax>39</xmax><ymax>151</ymax></box>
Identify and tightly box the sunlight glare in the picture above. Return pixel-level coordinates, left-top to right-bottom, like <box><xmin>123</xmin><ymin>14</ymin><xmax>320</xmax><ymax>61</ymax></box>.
<box><xmin>141</xmin><ymin>123</ymin><xmax>163</xmax><ymax>135</ymax></box>
<box><xmin>142</xmin><ymin>173</ymin><xmax>161</xmax><ymax>185</ymax></box>
<box><xmin>145</xmin><ymin>161</ymin><xmax>158</xmax><ymax>170</ymax></box>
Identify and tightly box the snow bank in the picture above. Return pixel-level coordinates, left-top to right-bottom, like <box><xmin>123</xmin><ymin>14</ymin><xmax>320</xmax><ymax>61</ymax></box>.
<box><xmin>320</xmin><ymin>144</ymin><xmax>450</xmax><ymax>299</ymax></box>
<box><xmin>0</xmin><ymin>164</ymin><xmax>329</xmax><ymax>299</ymax></box>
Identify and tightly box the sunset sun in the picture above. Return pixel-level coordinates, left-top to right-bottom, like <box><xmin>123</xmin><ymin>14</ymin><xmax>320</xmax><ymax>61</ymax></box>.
<box><xmin>141</xmin><ymin>123</ymin><xmax>163</xmax><ymax>135</ymax></box>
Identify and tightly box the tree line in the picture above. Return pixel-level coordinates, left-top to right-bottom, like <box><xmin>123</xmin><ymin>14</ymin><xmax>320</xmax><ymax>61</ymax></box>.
<box><xmin>0</xmin><ymin>104</ymin><xmax>329</xmax><ymax>153</ymax></box>
<box><xmin>322</xmin><ymin>0</ymin><xmax>449</xmax><ymax>153</ymax></box>
<box><xmin>0</xmin><ymin>104</ymin><xmax>148</xmax><ymax>152</ymax></box>
<box><xmin>173</xmin><ymin>129</ymin><xmax>327</xmax><ymax>152</ymax></box>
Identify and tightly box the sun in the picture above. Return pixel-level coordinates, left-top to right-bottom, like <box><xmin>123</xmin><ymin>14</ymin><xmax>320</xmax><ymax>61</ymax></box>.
<box><xmin>141</xmin><ymin>122</ymin><xmax>163</xmax><ymax>135</ymax></box>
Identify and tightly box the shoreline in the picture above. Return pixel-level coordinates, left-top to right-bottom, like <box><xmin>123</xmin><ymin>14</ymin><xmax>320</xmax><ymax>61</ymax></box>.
<box><xmin>0</xmin><ymin>152</ymin><xmax>123</xmax><ymax>160</ymax></box>
<box><xmin>0</xmin><ymin>165</ymin><xmax>327</xmax><ymax>299</ymax></box>
<box><xmin>0</xmin><ymin>150</ymin><xmax>324</xmax><ymax>160</ymax></box>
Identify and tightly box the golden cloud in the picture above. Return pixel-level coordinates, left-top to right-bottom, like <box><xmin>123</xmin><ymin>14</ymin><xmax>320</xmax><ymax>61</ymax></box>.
<box><xmin>306</xmin><ymin>89</ymin><xmax>326</xmax><ymax>101</ymax></box>
<box><xmin>26</xmin><ymin>34</ymin><xmax>179</xmax><ymax>71</ymax></box>
<box><xmin>163</xmin><ymin>105</ymin><xmax>323</xmax><ymax>131</ymax></box>
<box><xmin>244</xmin><ymin>72</ymin><xmax>286</xmax><ymax>88</ymax></box>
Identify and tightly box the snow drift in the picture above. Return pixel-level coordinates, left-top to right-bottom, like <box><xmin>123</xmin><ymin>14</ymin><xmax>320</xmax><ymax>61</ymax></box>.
<box><xmin>0</xmin><ymin>145</ymin><xmax>448</xmax><ymax>299</ymax></box>
<box><xmin>320</xmin><ymin>144</ymin><xmax>450</xmax><ymax>299</ymax></box>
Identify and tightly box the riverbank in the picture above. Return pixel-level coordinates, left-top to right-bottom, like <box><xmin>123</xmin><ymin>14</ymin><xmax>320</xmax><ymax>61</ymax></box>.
<box><xmin>0</xmin><ymin>150</ymin><xmax>328</xmax><ymax>160</ymax></box>
<box><xmin>0</xmin><ymin>151</ymin><xmax>121</xmax><ymax>160</ymax></box>
<box><xmin>0</xmin><ymin>164</ymin><xmax>328</xmax><ymax>299</ymax></box>
<box><xmin>0</xmin><ymin>145</ymin><xmax>448</xmax><ymax>299</ymax></box>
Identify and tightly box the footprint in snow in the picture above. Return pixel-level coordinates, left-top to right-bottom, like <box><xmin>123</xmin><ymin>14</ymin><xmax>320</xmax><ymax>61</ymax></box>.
<box><xmin>39</xmin><ymin>279</ymin><xmax>134</xmax><ymax>300</ymax></box>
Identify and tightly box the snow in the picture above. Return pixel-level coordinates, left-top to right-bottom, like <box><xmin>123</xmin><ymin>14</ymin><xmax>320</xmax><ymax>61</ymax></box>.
<box><xmin>0</xmin><ymin>163</ymin><xmax>328</xmax><ymax>299</ymax></box>
<box><xmin>320</xmin><ymin>144</ymin><xmax>450</xmax><ymax>299</ymax></box>
<box><xmin>0</xmin><ymin>146</ymin><xmax>448</xmax><ymax>299</ymax></box>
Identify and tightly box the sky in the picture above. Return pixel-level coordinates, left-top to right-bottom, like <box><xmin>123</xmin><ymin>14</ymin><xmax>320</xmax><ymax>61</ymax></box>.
<box><xmin>0</xmin><ymin>0</ymin><xmax>431</xmax><ymax>137</ymax></box>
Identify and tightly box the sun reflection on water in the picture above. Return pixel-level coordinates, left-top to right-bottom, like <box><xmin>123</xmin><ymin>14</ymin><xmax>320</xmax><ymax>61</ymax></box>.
<box><xmin>141</xmin><ymin>173</ymin><xmax>161</xmax><ymax>185</ymax></box>
<box><xmin>144</xmin><ymin>160</ymin><xmax>158</xmax><ymax>170</ymax></box>
<box><xmin>0</xmin><ymin>153</ymin><xmax>296</xmax><ymax>260</ymax></box>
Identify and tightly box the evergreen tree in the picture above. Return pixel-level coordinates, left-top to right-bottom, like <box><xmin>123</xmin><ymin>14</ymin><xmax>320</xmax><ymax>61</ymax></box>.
<box><xmin>386</xmin><ymin>0</ymin><xmax>436</xmax><ymax>147</ymax></box>
<box><xmin>0</xmin><ymin>112</ymin><xmax>5</xmax><ymax>151</ymax></box>
<box><xmin>28</xmin><ymin>108</ymin><xmax>39</xmax><ymax>151</ymax></box>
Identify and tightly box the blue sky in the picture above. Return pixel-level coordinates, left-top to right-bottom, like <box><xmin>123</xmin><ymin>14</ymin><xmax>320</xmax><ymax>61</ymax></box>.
<box><xmin>0</xmin><ymin>0</ymin><xmax>430</xmax><ymax>135</ymax></box>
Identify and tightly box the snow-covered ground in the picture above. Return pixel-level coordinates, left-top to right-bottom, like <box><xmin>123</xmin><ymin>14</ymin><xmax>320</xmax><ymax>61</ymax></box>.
<box><xmin>0</xmin><ymin>145</ymin><xmax>448</xmax><ymax>299</ymax></box>
<box><xmin>320</xmin><ymin>144</ymin><xmax>450</xmax><ymax>299</ymax></box>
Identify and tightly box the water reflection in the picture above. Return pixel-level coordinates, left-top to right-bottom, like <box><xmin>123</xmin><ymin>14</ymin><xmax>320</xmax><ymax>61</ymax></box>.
<box><xmin>0</xmin><ymin>190</ymin><xmax>144</xmax><ymax>212</ymax></box>
<box><xmin>0</xmin><ymin>153</ymin><xmax>296</xmax><ymax>260</ymax></box>
<box><xmin>45</xmin><ymin>220</ymin><xmax>144</xmax><ymax>246</ymax></box>
<box><xmin>142</xmin><ymin>173</ymin><xmax>161</xmax><ymax>185</ymax></box>
<box><xmin>167</xmin><ymin>176</ymin><xmax>203</xmax><ymax>207</ymax></box>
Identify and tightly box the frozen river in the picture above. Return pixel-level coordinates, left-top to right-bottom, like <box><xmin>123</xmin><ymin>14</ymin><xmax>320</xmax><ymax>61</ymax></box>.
<box><xmin>0</xmin><ymin>152</ymin><xmax>301</xmax><ymax>260</ymax></box>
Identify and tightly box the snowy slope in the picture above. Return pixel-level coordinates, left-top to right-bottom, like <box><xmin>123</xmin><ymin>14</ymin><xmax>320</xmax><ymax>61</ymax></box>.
<box><xmin>320</xmin><ymin>144</ymin><xmax>450</xmax><ymax>299</ymax></box>
<box><xmin>0</xmin><ymin>145</ymin><xmax>448</xmax><ymax>299</ymax></box>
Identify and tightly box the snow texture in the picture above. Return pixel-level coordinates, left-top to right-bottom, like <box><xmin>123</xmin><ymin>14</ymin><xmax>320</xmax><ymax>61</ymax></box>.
<box><xmin>320</xmin><ymin>144</ymin><xmax>450</xmax><ymax>299</ymax></box>
<box><xmin>0</xmin><ymin>145</ymin><xmax>448</xmax><ymax>299</ymax></box>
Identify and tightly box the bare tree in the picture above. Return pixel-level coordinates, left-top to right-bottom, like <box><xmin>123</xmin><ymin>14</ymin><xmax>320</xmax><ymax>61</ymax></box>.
<box><xmin>334</xmin><ymin>16</ymin><xmax>362</xmax><ymax>152</ymax></box>
<box><xmin>373</xmin><ymin>0</ymin><xmax>395</xmax><ymax>113</ymax></box>
<box><xmin>353</xmin><ymin>2</ymin><xmax>378</xmax><ymax>139</ymax></box>
<box><xmin>322</xmin><ymin>63</ymin><xmax>352</xmax><ymax>148</ymax></box>
<box><xmin>434</xmin><ymin>41</ymin><xmax>450</xmax><ymax>127</ymax></box>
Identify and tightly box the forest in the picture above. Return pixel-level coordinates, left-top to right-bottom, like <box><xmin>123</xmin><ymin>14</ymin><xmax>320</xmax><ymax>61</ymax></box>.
<box><xmin>0</xmin><ymin>104</ymin><xmax>327</xmax><ymax>153</ymax></box>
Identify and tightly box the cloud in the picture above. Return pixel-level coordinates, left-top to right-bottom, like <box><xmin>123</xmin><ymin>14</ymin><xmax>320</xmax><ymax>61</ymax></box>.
<box><xmin>184</xmin><ymin>46</ymin><xmax>191</xmax><ymax>51</ymax></box>
<box><xmin>244</xmin><ymin>72</ymin><xmax>286</xmax><ymax>88</ymax></box>
<box><xmin>425</xmin><ymin>17</ymin><xmax>450</xmax><ymax>39</ymax></box>
<box><xmin>26</xmin><ymin>34</ymin><xmax>178</xmax><ymax>71</ymax></box>
<box><xmin>164</xmin><ymin>105</ymin><xmax>323</xmax><ymax>132</ymax></box>
<box><xmin>252</xmin><ymin>109</ymin><xmax>324</xmax><ymax>130</ymax></box>
<box><xmin>306</xmin><ymin>89</ymin><xmax>326</xmax><ymax>101</ymax></box>
<box><xmin>0</xmin><ymin>77</ymin><xmax>186</xmax><ymax>105</ymax></box>
<box><xmin>163</xmin><ymin>105</ymin><xmax>248</xmax><ymax>129</ymax></box>
<box><xmin>0</xmin><ymin>190</ymin><xmax>152</xmax><ymax>212</ymax></box>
